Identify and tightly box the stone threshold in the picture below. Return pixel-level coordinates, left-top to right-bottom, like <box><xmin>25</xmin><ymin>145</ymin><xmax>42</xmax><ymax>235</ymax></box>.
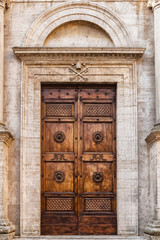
<box><xmin>13</xmin><ymin>236</ymin><xmax>145</xmax><ymax>240</ymax></box>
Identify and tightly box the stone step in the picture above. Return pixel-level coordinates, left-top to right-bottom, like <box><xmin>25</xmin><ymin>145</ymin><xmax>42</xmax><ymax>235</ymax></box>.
<box><xmin>13</xmin><ymin>236</ymin><xmax>145</xmax><ymax>240</ymax></box>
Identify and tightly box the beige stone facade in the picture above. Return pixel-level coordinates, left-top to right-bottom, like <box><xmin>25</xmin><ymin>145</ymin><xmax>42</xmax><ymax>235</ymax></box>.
<box><xmin>0</xmin><ymin>0</ymin><xmax>160</xmax><ymax>239</ymax></box>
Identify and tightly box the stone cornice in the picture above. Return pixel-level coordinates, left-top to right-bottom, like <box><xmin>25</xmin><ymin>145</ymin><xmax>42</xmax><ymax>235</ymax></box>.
<box><xmin>0</xmin><ymin>123</ymin><xmax>14</xmax><ymax>146</ymax></box>
<box><xmin>146</xmin><ymin>124</ymin><xmax>160</xmax><ymax>145</ymax></box>
<box><xmin>13</xmin><ymin>47</ymin><xmax>145</xmax><ymax>61</ymax></box>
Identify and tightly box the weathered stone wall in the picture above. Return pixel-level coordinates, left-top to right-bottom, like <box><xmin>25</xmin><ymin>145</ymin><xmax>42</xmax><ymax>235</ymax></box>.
<box><xmin>3</xmin><ymin>0</ymin><xmax>155</xmax><ymax>236</ymax></box>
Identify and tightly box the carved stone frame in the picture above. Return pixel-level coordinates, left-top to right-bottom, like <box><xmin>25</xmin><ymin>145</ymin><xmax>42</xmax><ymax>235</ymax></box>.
<box><xmin>13</xmin><ymin>47</ymin><xmax>144</xmax><ymax>237</ymax></box>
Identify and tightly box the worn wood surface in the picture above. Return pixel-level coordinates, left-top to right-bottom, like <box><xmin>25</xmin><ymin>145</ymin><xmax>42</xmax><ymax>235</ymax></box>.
<box><xmin>41</xmin><ymin>85</ymin><xmax>117</xmax><ymax>235</ymax></box>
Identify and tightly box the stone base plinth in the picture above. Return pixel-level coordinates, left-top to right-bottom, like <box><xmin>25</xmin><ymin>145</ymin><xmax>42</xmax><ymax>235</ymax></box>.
<box><xmin>0</xmin><ymin>223</ymin><xmax>15</xmax><ymax>235</ymax></box>
<box><xmin>0</xmin><ymin>232</ymin><xmax>15</xmax><ymax>240</ymax></box>
<box><xmin>144</xmin><ymin>220</ymin><xmax>160</xmax><ymax>237</ymax></box>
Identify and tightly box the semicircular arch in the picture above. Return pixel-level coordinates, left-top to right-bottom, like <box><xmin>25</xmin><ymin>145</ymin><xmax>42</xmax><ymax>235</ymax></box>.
<box><xmin>24</xmin><ymin>2</ymin><xmax>133</xmax><ymax>47</ymax></box>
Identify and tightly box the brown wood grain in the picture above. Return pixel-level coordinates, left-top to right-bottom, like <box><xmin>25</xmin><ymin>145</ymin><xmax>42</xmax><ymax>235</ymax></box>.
<box><xmin>41</xmin><ymin>85</ymin><xmax>117</xmax><ymax>235</ymax></box>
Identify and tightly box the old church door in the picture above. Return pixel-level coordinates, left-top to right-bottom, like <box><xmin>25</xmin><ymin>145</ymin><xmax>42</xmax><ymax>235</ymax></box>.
<box><xmin>41</xmin><ymin>84</ymin><xmax>117</xmax><ymax>235</ymax></box>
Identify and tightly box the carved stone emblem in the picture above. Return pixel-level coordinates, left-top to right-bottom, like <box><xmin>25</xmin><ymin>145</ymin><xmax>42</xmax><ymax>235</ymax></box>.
<box><xmin>92</xmin><ymin>172</ymin><xmax>103</xmax><ymax>183</ymax></box>
<box><xmin>54</xmin><ymin>131</ymin><xmax>65</xmax><ymax>143</ymax></box>
<box><xmin>69</xmin><ymin>61</ymin><xmax>88</xmax><ymax>82</ymax></box>
<box><xmin>54</xmin><ymin>171</ymin><xmax>65</xmax><ymax>183</ymax></box>
<box><xmin>93</xmin><ymin>131</ymin><xmax>103</xmax><ymax>143</ymax></box>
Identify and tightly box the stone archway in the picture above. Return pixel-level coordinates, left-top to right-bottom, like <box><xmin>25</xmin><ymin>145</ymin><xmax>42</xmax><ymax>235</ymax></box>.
<box><xmin>24</xmin><ymin>1</ymin><xmax>133</xmax><ymax>47</ymax></box>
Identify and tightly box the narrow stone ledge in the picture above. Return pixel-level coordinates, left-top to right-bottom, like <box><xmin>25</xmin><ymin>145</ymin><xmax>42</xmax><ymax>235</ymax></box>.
<box><xmin>13</xmin><ymin>237</ymin><xmax>145</xmax><ymax>240</ymax></box>
<box><xmin>13</xmin><ymin>47</ymin><xmax>145</xmax><ymax>61</ymax></box>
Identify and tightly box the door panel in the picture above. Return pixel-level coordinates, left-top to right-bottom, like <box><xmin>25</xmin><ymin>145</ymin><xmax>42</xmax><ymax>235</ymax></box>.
<box><xmin>45</xmin><ymin>122</ymin><xmax>74</xmax><ymax>152</ymax></box>
<box><xmin>41</xmin><ymin>85</ymin><xmax>116</xmax><ymax>235</ymax></box>
<box><xmin>83</xmin><ymin>122</ymin><xmax>112</xmax><ymax>152</ymax></box>
<box><xmin>77</xmin><ymin>87</ymin><xmax>116</xmax><ymax>235</ymax></box>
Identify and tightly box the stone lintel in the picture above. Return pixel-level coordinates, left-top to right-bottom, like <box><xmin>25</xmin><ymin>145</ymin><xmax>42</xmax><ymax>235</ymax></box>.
<box><xmin>146</xmin><ymin>124</ymin><xmax>160</xmax><ymax>145</ymax></box>
<box><xmin>13</xmin><ymin>47</ymin><xmax>145</xmax><ymax>61</ymax></box>
<box><xmin>0</xmin><ymin>123</ymin><xmax>13</xmax><ymax>146</ymax></box>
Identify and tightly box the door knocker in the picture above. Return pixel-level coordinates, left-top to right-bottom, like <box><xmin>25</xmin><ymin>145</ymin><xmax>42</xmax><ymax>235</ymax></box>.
<box><xmin>54</xmin><ymin>171</ymin><xmax>65</xmax><ymax>183</ymax></box>
<box><xmin>93</xmin><ymin>131</ymin><xmax>103</xmax><ymax>143</ymax></box>
<box><xmin>54</xmin><ymin>131</ymin><xmax>65</xmax><ymax>143</ymax></box>
<box><xmin>92</xmin><ymin>172</ymin><xmax>103</xmax><ymax>183</ymax></box>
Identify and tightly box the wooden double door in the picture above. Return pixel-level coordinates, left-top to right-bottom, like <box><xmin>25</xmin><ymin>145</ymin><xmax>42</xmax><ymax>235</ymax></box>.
<box><xmin>41</xmin><ymin>85</ymin><xmax>117</xmax><ymax>235</ymax></box>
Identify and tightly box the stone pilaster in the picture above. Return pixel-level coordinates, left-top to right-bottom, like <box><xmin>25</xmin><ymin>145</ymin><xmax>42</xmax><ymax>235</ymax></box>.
<box><xmin>144</xmin><ymin>125</ymin><xmax>160</xmax><ymax>239</ymax></box>
<box><xmin>0</xmin><ymin>1</ymin><xmax>15</xmax><ymax>239</ymax></box>
<box><xmin>0</xmin><ymin>124</ymin><xmax>15</xmax><ymax>240</ymax></box>
<box><xmin>144</xmin><ymin>1</ymin><xmax>160</xmax><ymax>239</ymax></box>
<box><xmin>0</xmin><ymin>0</ymin><xmax>5</xmax><ymax>124</ymax></box>
<box><xmin>152</xmin><ymin>0</ymin><xmax>160</xmax><ymax>125</ymax></box>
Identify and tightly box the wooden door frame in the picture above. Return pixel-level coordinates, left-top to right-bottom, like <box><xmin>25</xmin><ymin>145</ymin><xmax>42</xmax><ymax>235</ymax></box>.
<box><xmin>13</xmin><ymin>47</ymin><xmax>144</xmax><ymax>237</ymax></box>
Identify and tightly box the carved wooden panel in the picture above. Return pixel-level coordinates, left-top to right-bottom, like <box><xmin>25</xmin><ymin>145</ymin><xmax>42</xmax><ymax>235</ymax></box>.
<box><xmin>84</xmin><ymin>104</ymin><xmax>111</xmax><ymax>117</ymax></box>
<box><xmin>46</xmin><ymin>103</ymin><xmax>73</xmax><ymax>117</ymax></box>
<box><xmin>83</xmin><ymin>162</ymin><xmax>113</xmax><ymax>193</ymax></box>
<box><xmin>45</xmin><ymin>122</ymin><xmax>74</xmax><ymax>152</ymax></box>
<box><xmin>83</xmin><ymin>123</ymin><xmax>112</xmax><ymax>152</ymax></box>
<box><xmin>41</xmin><ymin>85</ymin><xmax>116</xmax><ymax>235</ymax></box>
<box><xmin>45</xmin><ymin>162</ymin><xmax>74</xmax><ymax>192</ymax></box>
<box><xmin>46</xmin><ymin>198</ymin><xmax>73</xmax><ymax>211</ymax></box>
<box><xmin>85</xmin><ymin>198</ymin><xmax>112</xmax><ymax>211</ymax></box>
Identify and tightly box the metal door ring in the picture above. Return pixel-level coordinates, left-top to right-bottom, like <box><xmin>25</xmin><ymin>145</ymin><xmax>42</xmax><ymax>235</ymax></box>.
<box><xmin>93</xmin><ymin>172</ymin><xmax>103</xmax><ymax>183</ymax></box>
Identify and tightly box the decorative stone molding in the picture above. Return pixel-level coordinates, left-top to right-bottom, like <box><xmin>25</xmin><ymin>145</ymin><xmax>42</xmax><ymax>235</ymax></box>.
<box><xmin>146</xmin><ymin>124</ymin><xmax>160</xmax><ymax>145</ymax></box>
<box><xmin>0</xmin><ymin>0</ymin><xmax>5</xmax><ymax>9</ymax></box>
<box><xmin>0</xmin><ymin>123</ymin><xmax>14</xmax><ymax>146</ymax></box>
<box><xmin>145</xmin><ymin>220</ymin><xmax>160</xmax><ymax>236</ymax></box>
<box><xmin>12</xmin><ymin>46</ymin><xmax>144</xmax><ymax>236</ymax></box>
<box><xmin>23</xmin><ymin>2</ymin><xmax>133</xmax><ymax>47</ymax></box>
<box><xmin>13</xmin><ymin>47</ymin><xmax>145</xmax><ymax>61</ymax></box>
<box><xmin>152</xmin><ymin>0</ymin><xmax>160</xmax><ymax>10</ymax></box>
<box><xmin>0</xmin><ymin>124</ymin><xmax>15</xmax><ymax>240</ymax></box>
<box><xmin>145</xmin><ymin>124</ymin><xmax>160</xmax><ymax>238</ymax></box>
<box><xmin>0</xmin><ymin>0</ymin><xmax>10</xmax><ymax>10</ymax></box>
